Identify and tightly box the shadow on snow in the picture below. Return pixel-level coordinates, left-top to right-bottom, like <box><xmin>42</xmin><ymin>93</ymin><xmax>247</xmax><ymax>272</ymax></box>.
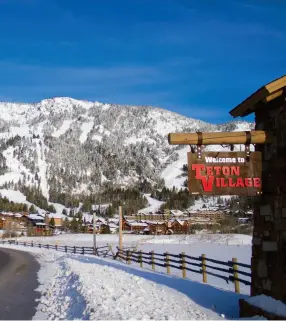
<box><xmin>68</xmin><ymin>254</ymin><xmax>248</xmax><ymax>319</ymax></box>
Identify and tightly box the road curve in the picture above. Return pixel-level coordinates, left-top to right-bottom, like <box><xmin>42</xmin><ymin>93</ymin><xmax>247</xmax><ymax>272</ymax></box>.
<box><xmin>0</xmin><ymin>248</ymin><xmax>40</xmax><ymax>320</ymax></box>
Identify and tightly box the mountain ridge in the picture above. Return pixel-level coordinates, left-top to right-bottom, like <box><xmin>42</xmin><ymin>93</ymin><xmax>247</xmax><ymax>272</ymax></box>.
<box><xmin>0</xmin><ymin>97</ymin><xmax>254</xmax><ymax>200</ymax></box>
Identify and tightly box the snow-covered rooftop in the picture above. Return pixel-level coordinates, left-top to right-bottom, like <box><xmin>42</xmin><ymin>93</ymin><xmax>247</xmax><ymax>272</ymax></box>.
<box><xmin>28</xmin><ymin>214</ymin><xmax>45</xmax><ymax>221</ymax></box>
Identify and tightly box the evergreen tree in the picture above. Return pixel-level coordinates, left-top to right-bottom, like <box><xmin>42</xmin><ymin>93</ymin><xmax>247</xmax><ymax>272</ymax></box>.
<box><xmin>47</xmin><ymin>204</ymin><xmax>56</xmax><ymax>213</ymax></box>
<box><xmin>29</xmin><ymin>204</ymin><xmax>36</xmax><ymax>213</ymax></box>
<box><xmin>63</xmin><ymin>217</ymin><xmax>70</xmax><ymax>232</ymax></box>
<box><xmin>49</xmin><ymin>217</ymin><xmax>55</xmax><ymax>227</ymax></box>
<box><xmin>70</xmin><ymin>217</ymin><xmax>79</xmax><ymax>232</ymax></box>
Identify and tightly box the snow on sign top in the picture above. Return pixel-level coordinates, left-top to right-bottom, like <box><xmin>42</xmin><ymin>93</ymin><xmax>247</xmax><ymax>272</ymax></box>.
<box><xmin>246</xmin><ymin>294</ymin><xmax>286</xmax><ymax>317</ymax></box>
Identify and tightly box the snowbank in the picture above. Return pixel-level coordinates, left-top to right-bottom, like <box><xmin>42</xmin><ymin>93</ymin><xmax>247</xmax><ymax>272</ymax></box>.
<box><xmin>246</xmin><ymin>295</ymin><xmax>286</xmax><ymax>318</ymax></box>
<box><xmin>0</xmin><ymin>244</ymin><xmax>236</xmax><ymax>320</ymax></box>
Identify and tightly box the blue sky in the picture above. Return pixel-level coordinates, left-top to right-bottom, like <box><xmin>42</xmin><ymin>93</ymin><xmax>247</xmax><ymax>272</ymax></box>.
<box><xmin>0</xmin><ymin>0</ymin><xmax>285</xmax><ymax>123</ymax></box>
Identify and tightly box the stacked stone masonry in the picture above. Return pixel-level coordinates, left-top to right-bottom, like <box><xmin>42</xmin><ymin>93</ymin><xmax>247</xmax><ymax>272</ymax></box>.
<box><xmin>252</xmin><ymin>96</ymin><xmax>286</xmax><ymax>303</ymax></box>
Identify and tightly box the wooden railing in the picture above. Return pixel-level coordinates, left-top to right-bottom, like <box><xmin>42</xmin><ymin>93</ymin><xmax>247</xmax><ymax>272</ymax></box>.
<box><xmin>1</xmin><ymin>240</ymin><xmax>251</xmax><ymax>293</ymax></box>
<box><xmin>115</xmin><ymin>248</ymin><xmax>251</xmax><ymax>293</ymax></box>
<box><xmin>1</xmin><ymin>240</ymin><xmax>113</xmax><ymax>258</ymax></box>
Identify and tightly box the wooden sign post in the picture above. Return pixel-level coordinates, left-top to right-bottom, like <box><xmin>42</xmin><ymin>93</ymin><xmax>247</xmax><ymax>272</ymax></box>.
<box><xmin>168</xmin><ymin>130</ymin><xmax>265</xmax><ymax>196</ymax></box>
<box><xmin>168</xmin><ymin>130</ymin><xmax>271</xmax><ymax>145</ymax></box>
<box><xmin>168</xmin><ymin>75</ymin><xmax>286</xmax><ymax>318</ymax></box>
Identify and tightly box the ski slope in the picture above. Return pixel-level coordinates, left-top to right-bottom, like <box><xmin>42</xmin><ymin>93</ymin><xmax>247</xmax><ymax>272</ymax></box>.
<box><xmin>139</xmin><ymin>194</ymin><xmax>165</xmax><ymax>213</ymax></box>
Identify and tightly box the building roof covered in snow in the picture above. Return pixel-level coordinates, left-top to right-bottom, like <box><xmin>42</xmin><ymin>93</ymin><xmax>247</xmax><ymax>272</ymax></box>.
<box><xmin>126</xmin><ymin>221</ymin><xmax>148</xmax><ymax>227</ymax></box>
<box><xmin>170</xmin><ymin>210</ymin><xmax>186</xmax><ymax>216</ymax></box>
<box><xmin>46</xmin><ymin>213</ymin><xmax>64</xmax><ymax>219</ymax></box>
<box><xmin>27</xmin><ymin>214</ymin><xmax>45</xmax><ymax>221</ymax></box>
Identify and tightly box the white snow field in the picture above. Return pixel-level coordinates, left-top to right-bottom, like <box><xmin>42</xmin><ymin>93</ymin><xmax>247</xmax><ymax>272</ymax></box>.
<box><xmin>13</xmin><ymin>233</ymin><xmax>252</xmax><ymax>294</ymax></box>
<box><xmin>139</xmin><ymin>194</ymin><xmax>165</xmax><ymax>213</ymax></box>
<box><xmin>17</xmin><ymin>233</ymin><xmax>252</xmax><ymax>248</ymax></box>
<box><xmin>0</xmin><ymin>243</ymin><xmax>250</xmax><ymax>320</ymax></box>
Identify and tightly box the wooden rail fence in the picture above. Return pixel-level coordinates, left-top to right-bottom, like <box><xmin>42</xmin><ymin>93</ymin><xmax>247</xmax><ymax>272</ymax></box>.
<box><xmin>1</xmin><ymin>240</ymin><xmax>251</xmax><ymax>293</ymax></box>
<box><xmin>1</xmin><ymin>240</ymin><xmax>114</xmax><ymax>258</ymax></box>
<box><xmin>115</xmin><ymin>248</ymin><xmax>251</xmax><ymax>293</ymax></box>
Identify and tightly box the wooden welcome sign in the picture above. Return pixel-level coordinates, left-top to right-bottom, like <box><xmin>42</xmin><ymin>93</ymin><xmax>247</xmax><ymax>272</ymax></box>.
<box><xmin>187</xmin><ymin>152</ymin><xmax>262</xmax><ymax>196</ymax></box>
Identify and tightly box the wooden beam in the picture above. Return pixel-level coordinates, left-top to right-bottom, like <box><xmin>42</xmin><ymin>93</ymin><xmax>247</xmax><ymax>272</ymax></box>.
<box><xmin>168</xmin><ymin>130</ymin><xmax>271</xmax><ymax>145</ymax></box>
<box><xmin>262</xmin><ymin>89</ymin><xmax>284</xmax><ymax>103</ymax></box>
<box><xmin>229</xmin><ymin>75</ymin><xmax>286</xmax><ymax>118</ymax></box>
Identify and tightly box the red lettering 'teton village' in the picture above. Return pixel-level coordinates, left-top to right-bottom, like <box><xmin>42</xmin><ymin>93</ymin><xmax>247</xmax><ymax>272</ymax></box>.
<box><xmin>191</xmin><ymin>164</ymin><xmax>261</xmax><ymax>192</ymax></box>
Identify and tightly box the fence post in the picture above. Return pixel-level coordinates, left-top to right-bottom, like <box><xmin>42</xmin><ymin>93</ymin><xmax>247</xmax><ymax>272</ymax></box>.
<box><xmin>232</xmin><ymin>257</ymin><xmax>240</xmax><ymax>293</ymax></box>
<box><xmin>165</xmin><ymin>252</ymin><xmax>170</xmax><ymax>275</ymax></box>
<box><xmin>55</xmin><ymin>244</ymin><xmax>58</xmax><ymax>251</ymax></box>
<box><xmin>151</xmin><ymin>251</ymin><xmax>155</xmax><ymax>271</ymax></box>
<box><xmin>73</xmin><ymin>246</ymin><xmax>76</xmax><ymax>254</ymax></box>
<box><xmin>139</xmin><ymin>250</ymin><xmax>143</xmax><ymax>268</ymax></box>
<box><xmin>181</xmin><ymin>252</ymin><xmax>187</xmax><ymax>279</ymax></box>
<box><xmin>127</xmin><ymin>250</ymin><xmax>131</xmax><ymax>264</ymax></box>
<box><xmin>202</xmin><ymin>254</ymin><xmax>207</xmax><ymax>283</ymax></box>
<box><xmin>82</xmin><ymin>246</ymin><xmax>85</xmax><ymax>255</ymax></box>
<box><xmin>31</xmin><ymin>241</ymin><xmax>34</xmax><ymax>247</ymax></box>
<box><xmin>108</xmin><ymin>244</ymin><xmax>114</xmax><ymax>258</ymax></box>
<box><xmin>65</xmin><ymin>245</ymin><xmax>67</xmax><ymax>253</ymax></box>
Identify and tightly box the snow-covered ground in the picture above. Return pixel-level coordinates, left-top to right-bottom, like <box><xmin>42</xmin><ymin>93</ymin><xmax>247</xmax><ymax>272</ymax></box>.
<box><xmin>161</xmin><ymin>146</ymin><xmax>189</xmax><ymax>189</ymax></box>
<box><xmin>13</xmin><ymin>233</ymin><xmax>252</xmax><ymax>294</ymax></box>
<box><xmin>52</xmin><ymin>120</ymin><xmax>73</xmax><ymax>138</ymax></box>
<box><xmin>15</xmin><ymin>233</ymin><xmax>252</xmax><ymax>248</ymax></box>
<box><xmin>139</xmin><ymin>194</ymin><xmax>165</xmax><ymax>213</ymax></box>
<box><xmin>79</xmin><ymin>121</ymin><xmax>94</xmax><ymax>143</ymax></box>
<box><xmin>0</xmin><ymin>189</ymin><xmax>67</xmax><ymax>216</ymax></box>
<box><xmin>0</xmin><ymin>243</ymin><xmax>250</xmax><ymax>320</ymax></box>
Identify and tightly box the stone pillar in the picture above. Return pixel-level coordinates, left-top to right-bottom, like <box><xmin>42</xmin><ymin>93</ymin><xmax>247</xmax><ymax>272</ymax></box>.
<box><xmin>251</xmin><ymin>96</ymin><xmax>286</xmax><ymax>303</ymax></box>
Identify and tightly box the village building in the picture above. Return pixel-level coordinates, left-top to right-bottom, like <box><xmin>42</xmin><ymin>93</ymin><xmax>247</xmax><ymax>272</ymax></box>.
<box><xmin>167</xmin><ymin>219</ymin><xmax>189</xmax><ymax>234</ymax></box>
<box><xmin>148</xmin><ymin>221</ymin><xmax>167</xmax><ymax>235</ymax></box>
<box><xmin>25</xmin><ymin>213</ymin><xmax>51</xmax><ymax>235</ymax></box>
<box><xmin>45</xmin><ymin>213</ymin><xmax>63</xmax><ymax>229</ymax></box>
<box><xmin>126</xmin><ymin>213</ymin><xmax>170</xmax><ymax>221</ymax></box>
<box><xmin>87</xmin><ymin>223</ymin><xmax>102</xmax><ymax>234</ymax></box>
<box><xmin>170</xmin><ymin>209</ymin><xmax>188</xmax><ymax>220</ymax></box>
<box><xmin>0</xmin><ymin>212</ymin><xmax>27</xmax><ymax>233</ymax></box>
<box><xmin>123</xmin><ymin>220</ymin><xmax>149</xmax><ymax>233</ymax></box>
<box><xmin>188</xmin><ymin>210</ymin><xmax>226</xmax><ymax>221</ymax></box>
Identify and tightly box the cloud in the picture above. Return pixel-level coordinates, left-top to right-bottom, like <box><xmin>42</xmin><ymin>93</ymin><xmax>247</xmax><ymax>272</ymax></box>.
<box><xmin>0</xmin><ymin>61</ymin><xmax>170</xmax><ymax>87</ymax></box>
<box><xmin>138</xmin><ymin>5</ymin><xmax>285</xmax><ymax>48</ymax></box>
<box><xmin>165</xmin><ymin>103</ymin><xmax>228</xmax><ymax>121</ymax></box>
<box><xmin>0</xmin><ymin>61</ymin><xmax>180</xmax><ymax>107</ymax></box>
<box><xmin>231</xmin><ymin>0</ymin><xmax>277</xmax><ymax>13</ymax></box>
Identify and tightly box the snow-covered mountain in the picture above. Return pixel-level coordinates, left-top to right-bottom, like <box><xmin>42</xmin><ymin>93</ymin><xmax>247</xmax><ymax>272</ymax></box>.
<box><xmin>0</xmin><ymin>97</ymin><xmax>253</xmax><ymax>198</ymax></box>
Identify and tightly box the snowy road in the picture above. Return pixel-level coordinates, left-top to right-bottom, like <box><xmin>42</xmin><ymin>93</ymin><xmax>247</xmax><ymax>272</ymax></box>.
<box><xmin>0</xmin><ymin>244</ymin><xmax>237</xmax><ymax>320</ymax></box>
<box><xmin>0</xmin><ymin>248</ymin><xmax>40</xmax><ymax>319</ymax></box>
